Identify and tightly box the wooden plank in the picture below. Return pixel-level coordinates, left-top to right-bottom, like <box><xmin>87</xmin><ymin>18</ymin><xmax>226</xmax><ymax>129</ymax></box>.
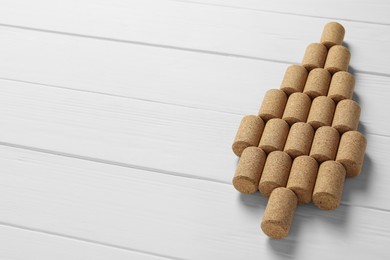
<box><xmin>0</xmin><ymin>145</ymin><xmax>389</xmax><ymax>259</ymax></box>
<box><xmin>0</xmin><ymin>0</ymin><xmax>388</xmax><ymax>74</ymax></box>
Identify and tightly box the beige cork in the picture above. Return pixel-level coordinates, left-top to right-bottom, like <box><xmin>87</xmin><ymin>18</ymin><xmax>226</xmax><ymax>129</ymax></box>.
<box><xmin>259</xmin><ymin>119</ymin><xmax>289</xmax><ymax>154</ymax></box>
<box><xmin>284</xmin><ymin>122</ymin><xmax>314</xmax><ymax>158</ymax></box>
<box><xmin>336</xmin><ymin>131</ymin><xmax>367</xmax><ymax>178</ymax></box>
<box><xmin>324</xmin><ymin>45</ymin><xmax>351</xmax><ymax>74</ymax></box>
<box><xmin>232</xmin><ymin>115</ymin><xmax>265</xmax><ymax>156</ymax></box>
<box><xmin>328</xmin><ymin>71</ymin><xmax>355</xmax><ymax>103</ymax></box>
<box><xmin>332</xmin><ymin>99</ymin><xmax>361</xmax><ymax>134</ymax></box>
<box><xmin>303</xmin><ymin>68</ymin><xmax>331</xmax><ymax>98</ymax></box>
<box><xmin>233</xmin><ymin>147</ymin><xmax>267</xmax><ymax>194</ymax></box>
<box><xmin>312</xmin><ymin>161</ymin><xmax>346</xmax><ymax>210</ymax></box>
<box><xmin>302</xmin><ymin>43</ymin><xmax>328</xmax><ymax>71</ymax></box>
<box><xmin>320</xmin><ymin>22</ymin><xmax>345</xmax><ymax>48</ymax></box>
<box><xmin>310</xmin><ymin>126</ymin><xmax>340</xmax><ymax>163</ymax></box>
<box><xmin>261</xmin><ymin>187</ymin><xmax>297</xmax><ymax>239</ymax></box>
<box><xmin>258</xmin><ymin>89</ymin><xmax>288</xmax><ymax>122</ymax></box>
<box><xmin>280</xmin><ymin>65</ymin><xmax>308</xmax><ymax>95</ymax></box>
<box><xmin>287</xmin><ymin>155</ymin><xmax>319</xmax><ymax>204</ymax></box>
<box><xmin>307</xmin><ymin>96</ymin><xmax>336</xmax><ymax>129</ymax></box>
<box><xmin>282</xmin><ymin>93</ymin><xmax>311</xmax><ymax>125</ymax></box>
<box><xmin>258</xmin><ymin>151</ymin><xmax>292</xmax><ymax>197</ymax></box>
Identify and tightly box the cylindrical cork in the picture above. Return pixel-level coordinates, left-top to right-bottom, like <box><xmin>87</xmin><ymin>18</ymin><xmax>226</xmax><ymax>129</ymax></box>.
<box><xmin>284</xmin><ymin>122</ymin><xmax>314</xmax><ymax>158</ymax></box>
<box><xmin>232</xmin><ymin>115</ymin><xmax>265</xmax><ymax>156</ymax></box>
<box><xmin>259</xmin><ymin>119</ymin><xmax>289</xmax><ymax>154</ymax></box>
<box><xmin>336</xmin><ymin>131</ymin><xmax>367</xmax><ymax>178</ymax></box>
<box><xmin>332</xmin><ymin>99</ymin><xmax>361</xmax><ymax>134</ymax></box>
<box><xmin>324</xmin><ymin>45</ymin><xmax>351</xmax><ymax>74</ymax></box>
<box><xmin>310</xmin><ymin>126</ymin><xmax>340</xmax><ymax>163</ymax></box>
<box><xmin>307</xmin><ymin>96</ymin><xmax>336</xmax><ymax>129</ymax></box>
<box><xmin>320</xmin><ymin>22</ymin><xmax>345</xmax><ymax>48</ymax></box>
<box><xmin>312</xmin><ymin>161</ymin><xmax>346</xmax><ymax>210</ymax></box>
<box><xmin>282</xmin><ymin>93</ymin><xmax>311</xmax><ymax>125</ymax></box>
<box><xmin>261</xmin><ymin>187</ymin><xmax>297</xmax><ymax>239</ymax></box>
<box><xmin>258</xmin><ymin>151</ymin><xmax>292</xmax><ymax>197</ymax></box>
<box><xmin>233</xmin><ymin>147</ymin><xmax>267</xmax><ymax>194</ymax></box>
<box><xmin>328</xmin><ymin>71</ymin><xmax>355</xmax><ymax>103</ymax></box>
<box><xmin>258</xmin><ymin>89</ymin><xmax>288</xmax><ymax>122</ymax></box>
<box><xmin>303</xmin><ymin>68</ymin><xmax>331</xmax><ymax>98</ymax></box>
<box><xmin>280</xmin><ymin>65</ymin><xmax>308</xmax><ymax>95</ymax></box>
<box><xmin>301</xmin><ymin>43</ymin><xmax>328</xmax><ymax>71</ymax></box>
<box><xmin>287</xmin><ymin>156</ymin><xmax>319</xmax><ymax>204</ymax></box>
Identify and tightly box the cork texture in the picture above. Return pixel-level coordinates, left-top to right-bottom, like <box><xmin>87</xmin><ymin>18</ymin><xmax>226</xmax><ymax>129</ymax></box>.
<box><xmin>258</xmin><ymin>151</ymin><xmax>292</xmax><ymax>197</ymax></box>
<box><xmin>307</xmin><ymin>96</ymin><xmax>336</xmax><ymax>129</ymax></box>
<box><xmin>302</xmin><ymin>43</ymin><xmax>328</xmax><ymax>71</ymax></box>
<box><xmin>282</xmin><ymin>93</ymin><xmax>311</xmax><ymax>125</ymax></box>
<box><xmin>313</xmin><ymin>161</ymin><xmax>346</xmax><ymax>210</ymax></box>
<box><xmin>310</xmin><ymin>126</ymin><xmax>340</xmax><ymax>163</ymax></box>
<box><xmin>232</xmin><ymin>115</ymin><xmax>265</xmax><ymax>156</ymax></box>
<box><xmin>259</xmin><ymin>118</ymin><xmax>289</xmax><ymax>154</ymax></box>
<box><xmin>258</xmin><ymin>89</ymin><xmax>287</xmax><ymax>122</ymax></box>
<box><xmin>332</xmin><ymin>99</ymin><xmax>361</xmax><ymax>134</ymax></box>
<box><xmin>280</xmin><ymin>65</ymin><xmax>308</xmax><ymax>95</ymax></box>
<box><xmin>284</xmin><ymin>122</ymin><xmax>314</xmax><ymax>158</ymax></box>
<box><xmin>320</xmin><ymin>22</ymin><xmax>345</xmax><ymax>48</ymax></box>
<box><xmin>328</xmin><ymin>71</ymin><xmax>355</xmax><ymax>103</ymax></box>
<box><xmin>324</xmin><ymin>45</ymin><xmax>351</xmax><ymax>74</ymax></box>
<box><xmin>287</xmin><ymin>156</ymin><xmax>319</xmax><ymax>204</ymax></box>
<box><xmin>261</xmin><ymin>187</ymin><xmax>297</xmax><ymax>239</ymax></box>
<box><xmin>303</xmin><ymin>68</ymin><xmax>331</xmax><ymax>99</ymax></box>
<box><xmin>336</xmin><ymin>131</ymin><xmax>367</xmax><ymax>178</ymax></box>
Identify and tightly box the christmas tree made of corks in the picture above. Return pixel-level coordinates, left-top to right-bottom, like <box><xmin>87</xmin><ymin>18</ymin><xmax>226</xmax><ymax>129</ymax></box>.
<box><xmin>232</xmin><ymin>22</ymin><xmax>367</xmax><ymax>239</ymax></box>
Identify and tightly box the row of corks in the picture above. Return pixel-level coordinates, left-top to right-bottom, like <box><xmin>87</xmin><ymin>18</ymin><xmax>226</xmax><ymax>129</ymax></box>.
<box><xmin>231</xmin><ymin>22</ymin><xmax>367</xmax><ymax>239</ymax></box>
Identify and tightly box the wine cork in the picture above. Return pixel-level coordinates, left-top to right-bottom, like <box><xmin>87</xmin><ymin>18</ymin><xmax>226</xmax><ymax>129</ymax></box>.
<box><xmin>312</xmin><ymin>161</ymin><xmax>346</xmax><ymax>210</ymax></box>
<box><xmin>301</xmin><ymin>43</ymin><xmax>327</xmax><ymax>71</ymax></box>
<box><xmin>307</xmin><ymin>96</ymin><xmax>336</xmax><ymax>129</ymax></box>
<box><xmin>258</xmin><ymin>151</ymin><xmax>292</xmax><ymax>197</ymax></box>
<box><xmin>332</xmin><ymin>99</ymin><xmax>361</xmax><ymax>134</ymax></box>
<box><xmin>320</xmin><ymin>22</ymin><xmax>345</xmax><ymax>48</ymax></box>
<box><xmin>233</xmin><ymin>147</ymin><xmax>267</xmax><ymax>194</ymax></box>
<box><xmin>261</xmin><ymin>187</ymin><xmax>297</xmax><ymax>239</ymax></box>
<box><xmin>310</xmin><ymin>126</ymin><xmax>340</xmax><ymax>163</ymax></box>
<box><xmin>280</xmin><ymin>65</ymin><xmax>308</xmax><ymax>95</ymax></box>
<box><xmin>258</xmin><ymin>89</ymin><xmax>288</xmax><ymax>122</ymax></box>
<box><xmin>259</xmin><ymin>119</ymin><xmax>289</xmax><ymax>154</ymax></box>
<box><xmin>282</xmin><ymin>93</ymin><xmax>311</xmax><ymax>125</ymax></box>
<box><xmin>328</xmin><ymin>71</ymin><xmax>355</xmax><ymax>103</ymax></box>
<box><xmin>336</xmin><ymin>131</ymin><xmax>367</xmax><ymax>178</ymax></box>
<box><xmin>303</xmin><ymin>68</ymin><xmax>331</xmax><ymax>98</ymax></box>
<box><xmin>287</xmin><ymin>156</ymin><xmax>319</xmax><ymax>204</ymax></box>
<box><xmin>284</xmin><ymin>122</ymin><xmax>314</xmax><ymax>158</ymax></box>
<box><xmin>324</xmin><ymin>45</ymin><xmax>351</xmax><ymax>74</ymax></box>
<box><xmin>232</xmin><ymin>115</ymin><xmax>265</xmax><ymax>156</ymax></box>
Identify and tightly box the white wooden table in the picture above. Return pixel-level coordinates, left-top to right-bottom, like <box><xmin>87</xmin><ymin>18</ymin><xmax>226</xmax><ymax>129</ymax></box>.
<box><xmin>0</xmin><ymin>1</ymin><xmax>389</xmax><ymax>259</ymax></box>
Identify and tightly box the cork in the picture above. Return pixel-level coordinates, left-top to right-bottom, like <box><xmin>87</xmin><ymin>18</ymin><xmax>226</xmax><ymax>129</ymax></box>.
<box><xmin>287</xmin><ymin>156</ymin><xmax>319</xmax><ymax>204</ymax></box>
<box><xmin>332</xmin><ymin>99</ymin><xmax>361</xmax><ymax>134</ymax></box>
<box><xmin>336</xmin><ymin>131</ymin><xmax>367</xmax><ymax>178</ymax></box>
<box><xmin>280</xmin><ymin>65</ymin><xmax>308</xmax><ymax>95</ymax></box>
<box><xmin>258</xmin><ymin>89</ymin><xmax>288</xmax><ymax>122</ymax></box>
<box><xmin>301</xmin><ymin>43</ymin><xmax>328</xmax><ymax>71</ymax></box>
<box><xmin>232</xmin><ymin>115</ymin><xmax>265</xmax><ymax>156</ymax></box>
<box><xmin>307</xmin><ymin>96</ymin><xmax>336</xmax><ymax>129</ymax></box>
<box><xmin>328</xmin><ymin>71</ymin><xmax>355</xmax><ymax>103</ymax></box>
<box><xmin>259</xmin><ymin>119</ymin><xmax>289</xmax><ymax>154</ymax></box>
<box><xmin>324</xmin><ymin>45</ymin><xmax>351</xmax><ymax>74</ymax></box>
<box><xmin>258</xmin><ymin>151</ymin><xmax>292</xmax><ymax>197</ymax></box>
<box><xmin>282</xmin><ymin>93</ymin><xmax>311</xmax><ymax>125</ymax></box>
<box><xmin>233</xmin><ymin>147</ymin><xmax>267</xmax><ymax>194</ymax></box>
<box><xmin>261</xmin><ymin>187</ymin><xmax>297</xmax><ymax>239</ymax></box>
<box><xmin>320</xmin><ymin>22</ymin><xmax>345</xmax><ymax>48</ymax></box>
<box><xmin>284</xmin><ymin>122</ymin><xmax>314</xmax><ymax>158</ymax></box>
<box><xmin>303</xmin><ymin>68</ymin><xmax>331</xmax><ymax>99</ymax></box>
<box><xmin>310</xmin><ymin>126</ymin><xmax>340</xmax><ymax>163</ymax></box>
<box><xmin>312</xmin><ymin>161</ymin><xmax>346</xmax><ymax>210</ymax></box>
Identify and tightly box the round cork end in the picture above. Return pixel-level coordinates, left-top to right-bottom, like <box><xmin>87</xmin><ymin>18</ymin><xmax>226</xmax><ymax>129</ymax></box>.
<box><xmin>313</xmin><ymin>192</ymin><xmax>339</xmax><ymax>210</ymax></box>
<box><xmin>258</xmin><ymin>181</ymin><xmax>280</xmax><ymax>197</ymax></box>
<box><xmin>337</xmin><ymin>159</ymin><xmax>361</xmax><ymax>178</ymax></box>
<box><xmin>261</xmin><ymin>220</ymin><xmax>288</xmax><ymax>239</ymax></box>
<box><xmin>233</xmin><ymin>176</ymin><xmax>258</xmax><ymax>194</ymax></box>
<box><xmin>232</xmin><ymin>141</ymin><xmax>250</xmax><ymax>157</ymax></box>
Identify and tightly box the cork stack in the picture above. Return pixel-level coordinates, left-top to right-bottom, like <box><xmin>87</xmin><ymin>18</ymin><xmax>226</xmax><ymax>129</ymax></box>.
<box><xmin>231</xmin><ymin>22</ymin><xmax>367</xmax><ymax>239</ymax></box>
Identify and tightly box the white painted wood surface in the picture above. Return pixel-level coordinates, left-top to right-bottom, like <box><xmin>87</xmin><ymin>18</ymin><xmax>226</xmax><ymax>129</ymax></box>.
<box><xmin>0</xmin><ymin>1</ymin><xmax>389</xmax><ymax>259</ymax></box>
